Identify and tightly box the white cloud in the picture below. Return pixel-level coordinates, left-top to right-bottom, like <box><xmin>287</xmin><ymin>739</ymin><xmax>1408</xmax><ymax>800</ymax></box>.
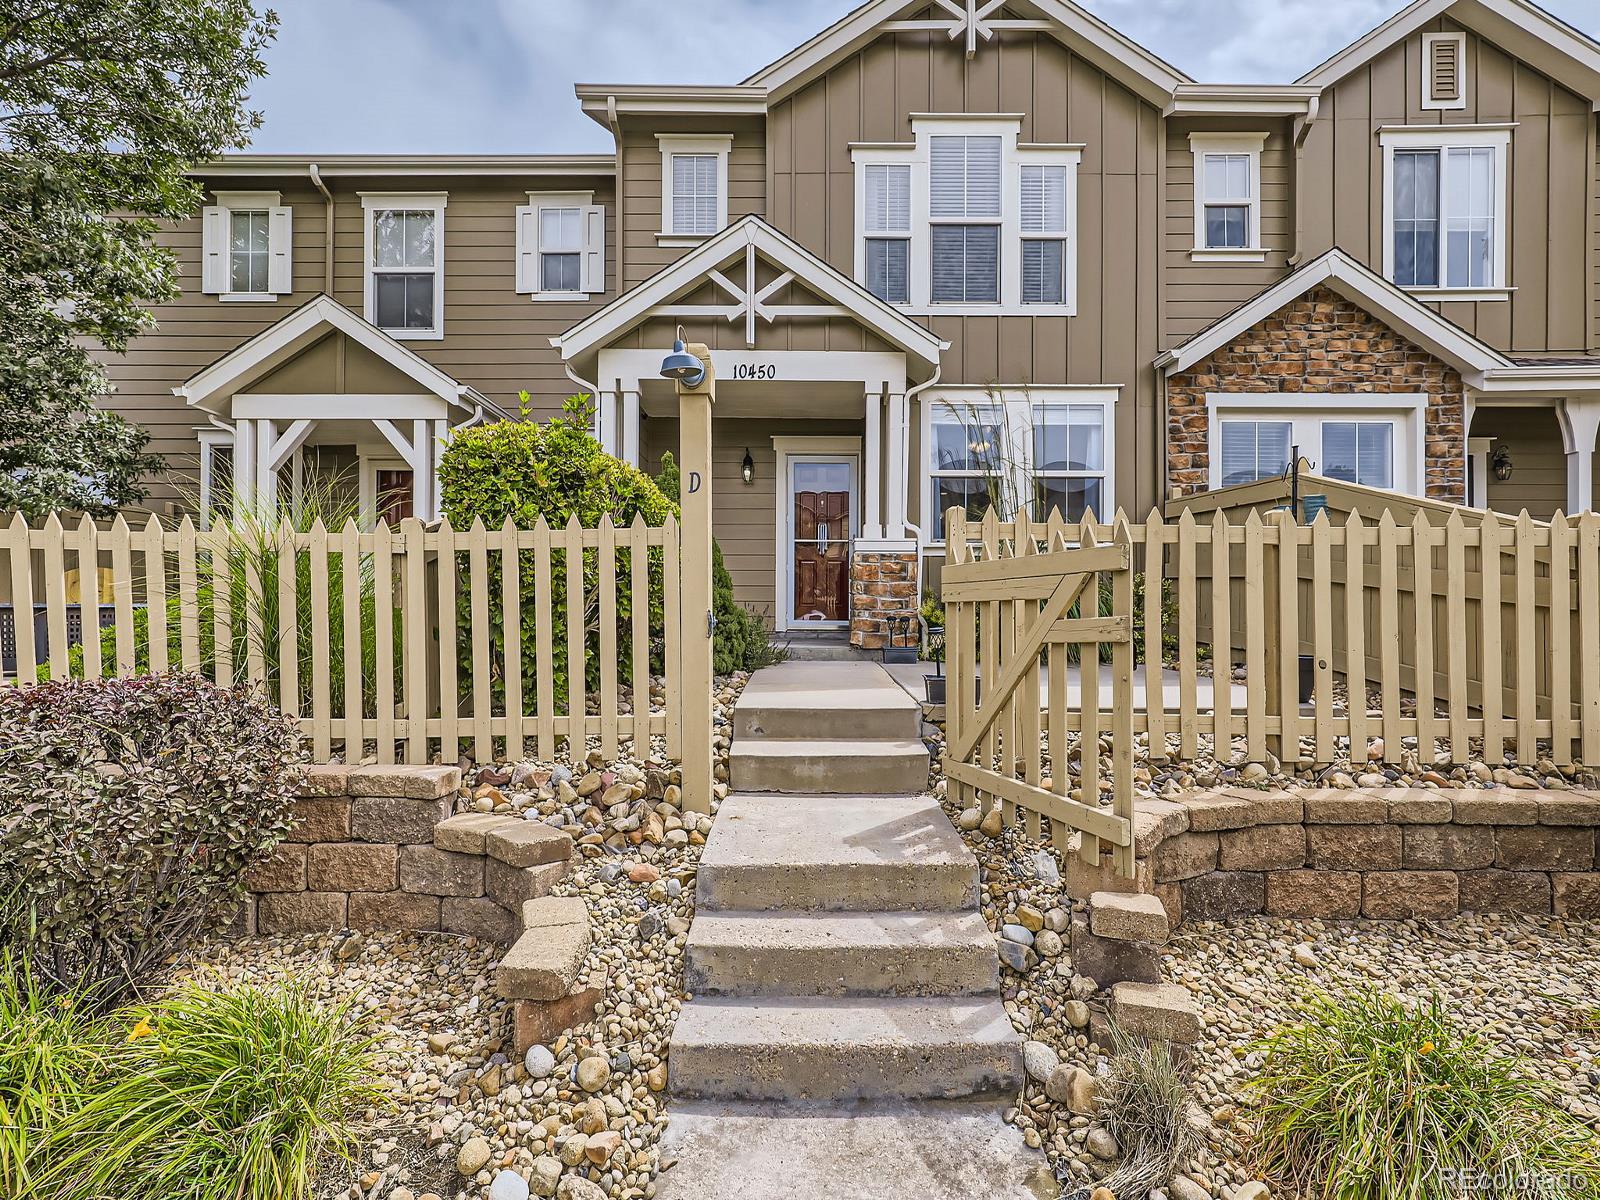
<box><xmin>245</xmin><ymin>0</ymin><xmax>1600</xmax><ymax>154</ymax></box>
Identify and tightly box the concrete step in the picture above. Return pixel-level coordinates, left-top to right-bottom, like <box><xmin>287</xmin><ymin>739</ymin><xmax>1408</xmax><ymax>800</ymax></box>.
<box><xmin>730</xmin><ymin>738</ymin><xmax>929</xmax><ymax>793</ymax></box>
<box><xmin>685</xmin><ymin>910</ymin><xmax>999</xmax><ymax>997</ymax></box>
<box><xmin>653</xmin><ymin>1100</ymin><xmax>1058</xmax><ymax>1200</ymax></box>
<box><xmin>697</xmin><ymin>794</ymin><xmax>977</xmax><ymax>913</ymax></box>
<box><xmin>779</xmin><ymin>641</ymin><xmax>878</xmax><ymax>662</ymax></box>
<box><xmin>731</xmin><ymin>660</ymin><xmax>921</xmax><ymax>741</ymax></box>
<box><xmin>669</xmin><ymin>996</ymin><xmax>1024</xmax><ymax>1102</ymax></box>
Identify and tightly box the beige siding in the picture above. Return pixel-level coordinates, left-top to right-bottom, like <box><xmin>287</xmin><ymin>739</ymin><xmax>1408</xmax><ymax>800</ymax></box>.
<box><xmin>1299</xmin><ymin>18</ymin><xmax>1595</xmax><ymax>354</ymax></box>
<box><xmin>765</xmin><ymin>28</ymin><xmax>1164</xmax><ymax>513</ymax></box>
<box><xmin>1470</xmin><ymin>406</ymin><xmax>1568</xmax><ymax>520</ymax></box>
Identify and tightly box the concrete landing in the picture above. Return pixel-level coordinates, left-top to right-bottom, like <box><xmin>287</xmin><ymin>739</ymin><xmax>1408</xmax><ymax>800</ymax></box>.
<box><xmin>733</xmin><ymin>660</ymin><xmax>921</xmax><ymax>740</ymax></box>
<box><xmin>655</xmin><ymin>1102</ymin><xmax>1060</xmax><ymax>1200</ymax></box>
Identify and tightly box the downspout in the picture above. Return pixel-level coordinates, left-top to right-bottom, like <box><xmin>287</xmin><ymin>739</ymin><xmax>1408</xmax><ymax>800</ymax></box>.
<box><xmin>607</xmin><ymin>95</ymin><xmax>624</xmax><ymax>293</ymax></box>
<box><xmin>308</xmin><ymin>163</ymin><xmax>334</xmax><ymax>295</ymax></box>
<box><xmin>564</xmin><ymin>361</ymin><xmax>606</xmax><ymax>444</ymax></box>
<box><xmin>898</xmin><ymin>365</ymin><xmax>943</xmax><ymax>612</ymax></box>
<box><xmin>1285</xmin><ymin>96</ymin><xmax>1320</xmax><ymax>268</ymax></box>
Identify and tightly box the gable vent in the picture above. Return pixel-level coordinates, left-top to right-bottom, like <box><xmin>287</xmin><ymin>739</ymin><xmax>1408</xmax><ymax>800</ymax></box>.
<box><xmin>1424</xmin><ymin>33</ymin><xmax>1465</xmax><ymax>108</ymax></box>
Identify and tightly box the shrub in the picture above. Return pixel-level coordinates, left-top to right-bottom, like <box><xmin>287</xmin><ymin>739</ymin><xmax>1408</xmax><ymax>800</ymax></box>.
<box><xmin>38</xmin><ymin>981</ymin><xmax>379</xmax><ymax>1200</ymax></box>
<box><xmin>0</xmin><ymin>675</ymin><xmax>304</xmax><ymax>1005</ymax></box>
<box><xmin>654</xmin><ymin>452</ymin><xmax>783</xmax><ymax>673</ymax></box>
<box><xmin>1251</xmin><ymin>989</ymin><xmax>1600</xmax><ymax>1200</ymax></box>
<box><xmin>439</xmin><ymin>397</ymin><xmax>676</xmax><ymax>706</ymax></box>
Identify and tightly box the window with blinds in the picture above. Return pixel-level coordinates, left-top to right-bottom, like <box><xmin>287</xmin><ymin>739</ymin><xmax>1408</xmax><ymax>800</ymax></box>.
<box><xmin>1219</xmin><ymin>420</ymin><xmax>1292</xmax><ymax>487</ymax></box>
<box><xmin>930</xmin><ymin>135</ymin><xmax>1001</xmax><ymax>303</ymax></box>
<box><xmin>864</xmin><ymin>163</ymin><xmax>911</xmax><ymax>304</ymax></box>
<box><xmin>1020</xmin><ymin>164</ymin><xmax>1068</xmax><ymax>305</ymax></box>
<box><xmin>671</xmin><ymin>154</ymin><xmax>719</xmax><ymax>236</ymax></box>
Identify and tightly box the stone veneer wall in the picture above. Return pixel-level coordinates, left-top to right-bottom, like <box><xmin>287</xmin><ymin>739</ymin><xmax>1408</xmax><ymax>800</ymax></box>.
<box><xmin>1166</xmin><ymin>286</ymin><xmax>1467</xmax><ymax>503</ymax></box>
<box><xmin>1070</xmin><ymin>786</ymin><xmax>1600</xmax><ymax>925</ymax></box>
<box><xmin>849</xmin><ymin>548</ymin><xmax>918</xmax><ymax>650</ymax></box>
<box><xmin>239</xmin><ymin>763</ymin><xmax>571</xmax><ymax>944</ymax></box>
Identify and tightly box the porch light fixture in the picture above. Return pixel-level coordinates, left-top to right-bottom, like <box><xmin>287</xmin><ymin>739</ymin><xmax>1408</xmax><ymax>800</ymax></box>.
<box><xmin>659</xmin><ymin>324</ymin><xmax>705</xmax><ymax>388</ymax></box>
<box><xmin>1491</xmin><ymin>443</ymin><xmax>1514</xmax><ymax>481</ymax></box>
<box><xmin>741</xmin><ymin>449</ymin><xmax>754</xmax><ymax>485</ymax></box>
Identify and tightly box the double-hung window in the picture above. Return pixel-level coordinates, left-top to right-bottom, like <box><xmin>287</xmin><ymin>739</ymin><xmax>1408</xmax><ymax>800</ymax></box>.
<box><xmin>1033</xmin><ymin>404</ymin><xmax>1106</xmax><ymax>518</ymax></box>
<box><xmin>927</xmin><ymin>402</ymin><xmax>1004</xmax><ymax>541</ymax></box>
<box><xmin>1188</xmin><ymin>134</ymin><xmax>1265</xmax><ymax>259</ymax></box>
<box><xmin>930</xmin><ymin>135</ymin><xmax>1002</xmax><ymax>304</ymax></box>
<box><xmin>1382</xmin><ymin>128</ymin><xmax>1508</xmax><ymax>294</ymax></box>
<box><xmin>658</xmin><ymin>135</ymin><xmax>732</xmax><ymax>243</ymax></box>
<box><xmin>1020</xmin><ymin>165</ymin><xmax>1069</xmax><ymax>305</ymax></box>
<box><xmin>864</xmin><ymin>164</ymin><xmax>911</xmax><ymax>304</ymax></box>
<box><xmin>202</xmin><ymin>191</ymin><xmax>292</xmax><ymax>300</ymax></box>
<box><xmin>516</xmin><ymin>193</ymin><xmax>606</xmax><ymax>299</ymax></box>
<box><xmin>363</xmin><ymin>194</ymin><xmax>446</xmax><ymax>339</ymax></box>
<box><xmin>1208</xmin><ymin>396</ymin><xmax>1423</xmax><ymax>493</ymax></box>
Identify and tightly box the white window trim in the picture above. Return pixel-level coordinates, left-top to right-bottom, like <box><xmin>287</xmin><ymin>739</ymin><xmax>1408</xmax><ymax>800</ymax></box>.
<box><xmin>921</xmin><ymin>386</ymin><xmax>1117</xmax><ymax>546</ymax></box>
<box><xmin>1204</xmin><ymin>393</ymin><xmax>1427</xmax><ymax>494</ymax></box>
<box><xmin>1422</xmin><ymin>32</ymin><xmax>1468</xmax><ymax>111</ymax></box>
<box><xmin>358</xmin><ymin>451</ymin><xmax>415</xmax><ymax>529</ymax></box>
<box><xmin>361</xmin><ymin>192</ymin><xmax>448</xmax><ymax>341</ymax></box>
<box><xmin>206</xmin><ymin>190</ymin><xmax>289</xmax><ymax>302</ymax></box>
<box><xmin>196</xmin><ymin>428</ymin><xmax>234</xmax><ymax>527</ymax></box>
<box><xmin>1379</xmin><ymin>126</ymin><xmax>1512</xmax><ymax>299</ymax></box>
<box><xmin>657</xmin><ymin>135</ymin><xmax>732</xmax><ymax>245</ymax></box>
<box><xmin>520</xmin><ymin>190</ymin><xmax>600</xmax><ymax>301</ymax></box>
<box><xmin>1188</xmin><ymin>133</ymin><xmax>1267</xmax><ymax>262</ymax></box>
<box><xmin>851</xmin><ymin>117</ymin><xmax>1082</xmax><ymax>316</ymax></box>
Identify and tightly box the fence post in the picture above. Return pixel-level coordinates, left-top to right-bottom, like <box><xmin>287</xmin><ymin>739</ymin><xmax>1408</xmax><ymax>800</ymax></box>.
<box><xmin>676</xmin><ymin>344</ymin><xmax>716</xmax><ymax>815</ymax></box>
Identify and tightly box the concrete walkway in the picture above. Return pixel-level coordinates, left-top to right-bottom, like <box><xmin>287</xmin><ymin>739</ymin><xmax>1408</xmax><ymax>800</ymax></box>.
<box><xmin>884</xmin><ymin>659</ymin><xmax>1247</xmax><ymax>711</ymax></box>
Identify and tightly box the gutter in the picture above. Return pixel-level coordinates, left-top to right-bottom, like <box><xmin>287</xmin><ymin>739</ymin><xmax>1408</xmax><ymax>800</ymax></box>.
<box><xmin>308</xmin><ymin>163</ymin><xmax>334</xmax><ymax>295</ymax></box>
<box><xmin>1286</xmin><ymin>95</ymin><xmax>1320</xmax><ymax>267</ymax></box>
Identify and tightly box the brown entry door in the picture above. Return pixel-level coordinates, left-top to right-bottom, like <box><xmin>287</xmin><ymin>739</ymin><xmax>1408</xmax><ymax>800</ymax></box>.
<box><xmin>790</xmin><ymin>459</ymin><xmax>855</xmax><ymax>625</ymax></box>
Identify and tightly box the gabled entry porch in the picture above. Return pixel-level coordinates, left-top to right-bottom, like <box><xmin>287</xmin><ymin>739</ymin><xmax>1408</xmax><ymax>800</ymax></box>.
<box><xmin>553</xmin><ymin>216</ymin><xmax>948</xmax><ymax>646</ymax></box>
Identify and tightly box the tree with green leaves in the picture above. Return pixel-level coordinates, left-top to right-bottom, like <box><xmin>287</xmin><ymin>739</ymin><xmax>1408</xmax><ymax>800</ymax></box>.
<box><xmin>0</xmin><ymin>0</ymin><xmax>278</xmax><ymax>516</ymax></box>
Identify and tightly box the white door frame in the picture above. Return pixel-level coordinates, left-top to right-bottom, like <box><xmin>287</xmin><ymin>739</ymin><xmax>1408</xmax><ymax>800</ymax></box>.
<box><xmin>773</xmin><ymin>436</ymin><xmax>862</xmax><ymax>631</ymax></box>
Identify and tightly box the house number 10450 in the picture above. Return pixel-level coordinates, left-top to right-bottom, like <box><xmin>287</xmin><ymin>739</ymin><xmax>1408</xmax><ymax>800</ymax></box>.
<box><xmin>731</xmin><ymin>363</ymin><xmax>778</xmax><ymax>380</ymax></box>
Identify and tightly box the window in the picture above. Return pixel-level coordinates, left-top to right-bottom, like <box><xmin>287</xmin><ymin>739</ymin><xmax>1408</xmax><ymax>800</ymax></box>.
<box><xmin>1020</xmin><ymin>165</ymin><xmax>1068</xmax><ymax>305</ymax></box>
<box><xmin>853</xmin><ymin>118</ymin><xmax>1079</xmax><ymax>314</ymax></box>
<box><xmin>1206</xmin><ymin>395</ymin><xmax>1425</xmax><ymax>493</ymax></box>
<box><xmin>362</xmin><ymin>194</ymin><xmax>447</xmax><ymax>338</ymax></box>
<box><xmin>924</xmin><ymin>389</ymin><xmax>1116</xmax><ymax>541</ymax></box>
<box><xmin>196</xmin><ymin>429</ymin><xmax>234</xmax><ymax>526</ymax></box>
<box><xmin>1382</xmin><ymin>128</ymin><xmax>1508</xmax><ymax>294</ymax></box>
<box><xmin>1188</xmin><ymin>134</ymin><xmax>1265</xmax><ymax>259</ymax></box>
<box><xmin>657</xmin><ymin>135</ymin><xmax>732</xmax><ymax>243</ymax></box>
<box><xmin>1423</xmin><ymin>32</ymin><xmax>1467</xmax><ymax>110</ymax></box>
<box><xmin>202</xmin><ymin>191</ymin><xmax>291</xmax><ymax>299</ymax></box>
<box><xmin>516</xmin><ymin>193</ymin><xmax>605</xmax><ymax>299</ymax></box>
<box><xmin>864</xmin><ymin>164</ymin><xmax>911</xmax><ymax>304</ymax></box>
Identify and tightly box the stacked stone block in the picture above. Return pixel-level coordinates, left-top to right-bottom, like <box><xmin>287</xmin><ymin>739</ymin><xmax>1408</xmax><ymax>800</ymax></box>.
<box><xmin>1077</xmin><ymin>891</ymin><xmax>1203</xmax><ymax>1047</ymax></box>
<box><xmin>848</xmin><ymin>548</ymin><xmax>918</xmax><ymax>650</ymax></box>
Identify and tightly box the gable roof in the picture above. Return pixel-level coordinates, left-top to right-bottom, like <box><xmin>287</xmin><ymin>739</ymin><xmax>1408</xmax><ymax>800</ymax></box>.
<box><xmin>741</xmin><ymin>0</ymin><xmax>1190</xmax><ymax>108</ymax></box>
<box><xmin>175</xmin><ymin>294</ymin><xmax>502</xmax><ymax>416</ymax></box>
<box><xmin>1296</xmin><ymin>0</ymin><xmax>1600</xmax><ymax>103</ymax></box>
<box><xmin>1155</xmin><ymin>248</ymin><xmax>1515</xmax><ymax>377</ymax></box>
<box><xmin>551</xmin><ymin>215</ymin><xmax>949</xmax><ymax>370</ymax></box>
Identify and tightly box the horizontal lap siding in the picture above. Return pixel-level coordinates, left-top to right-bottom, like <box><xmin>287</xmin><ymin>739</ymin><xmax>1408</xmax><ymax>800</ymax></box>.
<box><xmin>766</xmin><ymin>29</ymin><xmax>1163</xmax><ymax>513</ymax></box>
<box><xmin>1299</xmin><ymin>19</ymin><xmax>1594</xmax><ymax>354</ymax></box>
<box><xmin>1470</xmin><ymin>407</ymin><xmax>1567</xmax><ymax>521</ymax></box>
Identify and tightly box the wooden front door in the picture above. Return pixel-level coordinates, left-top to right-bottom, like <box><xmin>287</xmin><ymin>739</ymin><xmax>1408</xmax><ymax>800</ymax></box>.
<box><xmin>788</xmin><ymin>457</ymin><xmax>856</xmax><ymax>625</ymax></box>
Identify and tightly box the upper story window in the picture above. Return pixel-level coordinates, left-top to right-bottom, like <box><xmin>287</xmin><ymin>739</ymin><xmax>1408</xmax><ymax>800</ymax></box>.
<box><xmin>202</xmin><ymin>191</ymin><xmax>291</xmax><ymax>301</ymax></box>
<box><xmin>1188</xmin><ymin>134</ymin><xmax>1265</xmax><ymax>262</ymax></box>
<box><xmin>1423</xmin><ymin>32</ymin><xmax>1467</xmax><ymax>110</ymax></box>
<box><xmin>852</xmin><ymin>117</ymin><xmax>1081</xmax><ymax>315</ymax></box>
<box><xmin>516</xmin><ymin>192</ymin><xmax>606</xmax><ymax>300</ymax></box>
<box><xmin>1381</xmin><ymin>128</ymin><xmax>1509</xmax><ymax>296</ymax></box>
<box><xmin>657</xmin><ymin>135</ymin><xmax>732</xmax><ymax>244</ymax></box>
<box><xmin>362</xmin><ymin>193</ymin><xmax>446</xmax><ymax>339</ymax></box>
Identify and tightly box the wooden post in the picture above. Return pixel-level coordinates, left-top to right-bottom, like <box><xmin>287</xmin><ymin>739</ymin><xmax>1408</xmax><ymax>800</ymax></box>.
<box><xmin>677</xmin><ymin>343</ymin><xmax>716</xmax><ymax>815</ymax></box>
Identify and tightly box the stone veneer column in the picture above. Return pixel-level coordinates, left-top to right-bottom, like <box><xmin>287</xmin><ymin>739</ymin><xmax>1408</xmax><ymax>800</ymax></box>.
<box><xmin>849</xmin><ymin>539</ymin><xmax>919</xmax><ymax>650</ymax></box>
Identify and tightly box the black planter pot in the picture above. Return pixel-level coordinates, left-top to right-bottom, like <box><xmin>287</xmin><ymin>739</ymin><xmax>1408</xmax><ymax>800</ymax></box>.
<box><xmin>925</xmin><ymin>673</ymin><xmax>946</xmax><ymax>705</ymax></box>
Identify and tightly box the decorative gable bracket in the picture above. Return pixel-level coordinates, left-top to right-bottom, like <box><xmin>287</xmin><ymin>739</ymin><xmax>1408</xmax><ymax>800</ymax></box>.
<box><xmin>883</xmin><ymin>0</ymin><xmax>1052</xmax><ymax>58</ymax></box>
<box><xmin>653</xmin><ymin>241</ymin><xmax>850</xmax><ymax>347</ymax></box>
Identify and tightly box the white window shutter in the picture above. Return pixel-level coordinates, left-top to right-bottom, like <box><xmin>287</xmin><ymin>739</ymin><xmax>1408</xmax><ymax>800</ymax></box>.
<box><xmin>514</xmin><ymin>205</ymin><xmax>536</xmax><ymax>293</ymax></box>
<box><xmin>580</xmin><ymin>204</ymin><xmax>606</xmax><ymax>294</ymax></box>
<box><xmin>201</xmin><ymin>206</ymin><xmax>226</xmax><ymax>294</ymax></box>
<box><xmin>267</xmin><ymin>205</ymin><xmax>293</xmax><ymax>295</ymax></box>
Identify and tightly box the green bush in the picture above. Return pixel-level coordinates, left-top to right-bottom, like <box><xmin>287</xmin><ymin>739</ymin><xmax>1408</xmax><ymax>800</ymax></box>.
<box><xmin>0</xmin><ymin>675</ymin><xmax>304</xmax><ymax>1006</ymax></box>
<box><xmin>654</xmin><ymin>452</ymin><xmax>782</xmax><ymax>673</ymax></box>
<box><xmin>1251</xmin><ymin>989</ymin><xmax>1600</xmax><ymax>1200</ymax></box>
<box><xmin>20</xmin><ymin>979</ymin><xmax>378</xmax><ymax>1200</ymax></box>
<box><xmin>439</xmin><ymin>397</ymin><xmax>675</xmax><ymax>708</ymax></box>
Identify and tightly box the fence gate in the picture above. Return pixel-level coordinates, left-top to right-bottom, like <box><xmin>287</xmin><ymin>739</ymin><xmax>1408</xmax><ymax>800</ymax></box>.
<box><xmin>941</xmin><ymin>508</ymin><xmax>1137</xmax><ymax>878</ymax></box>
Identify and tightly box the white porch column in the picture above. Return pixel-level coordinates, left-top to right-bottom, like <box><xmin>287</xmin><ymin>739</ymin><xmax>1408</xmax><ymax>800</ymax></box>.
<box><xmin>885</xmin><ymin>392</ymin><xmax>909</xmax><ymax>539</ymax></box>
<box><xmin>254</xmin><ymin>418</ymin><xmax>277</xmax><ymax>513</ymax></box>
<box><xmin>598</xmin><ymin>388</ymin><xmax>619</xmax><ymax>457</ymax></box>
<box><xmin>431</xmin><ymin>419</ymin><xmax>448</xmax><ymax>521</ymax></box>
<box><xmin>621</xmin><ymin>388</ymin><xmax>641</xmax><ymax>468</ymax></box>
<box><xmin>231</xmin><ymin>417</ymin><xmax>257</xmax><ymax>521</ymax></box>
<box><xmin>411</xmin><ymin>419</ymin><xmax>430</xmax><ymax>522</ymax></box>
<box><xmin>863</xmin><ymin>389</ymin><xmax>884</xmax><ymax>540</ymax></box>
<box><xmin>1560</xmin><ymin>399</ymin><xmax>1600</xmax><ymax>515</ymax></box>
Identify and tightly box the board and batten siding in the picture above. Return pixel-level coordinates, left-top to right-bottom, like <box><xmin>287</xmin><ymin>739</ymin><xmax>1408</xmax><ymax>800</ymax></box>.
<box><xmin>763</xmin><ymin>28</ymin><xmax>1164</xmax><ymax>514</ymax></box>
<box><xmin>1298</xmin><ymin>18</ymin><xmax>1594</xmax><ymax>354</ymax></box>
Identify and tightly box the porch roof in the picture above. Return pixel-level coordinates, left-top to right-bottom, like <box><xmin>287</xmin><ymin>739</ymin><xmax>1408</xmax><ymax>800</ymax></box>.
<box><xmin>174</xmin><ymin>294</ymin><xmax>505</xmax><ymax>420</ymax></box>
<box><xmin>550</xmin><ymin>215</ymin><xmax>949</xmax><ymax>376</ymax></box>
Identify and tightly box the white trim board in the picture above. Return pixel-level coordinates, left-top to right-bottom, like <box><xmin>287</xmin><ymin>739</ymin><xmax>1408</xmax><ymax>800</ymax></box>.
<box><xmin>772</xmin><ymin>436</ymin><xmax>863</xmax><ymax>631</ymax></box>
<box><xmin>1205</xmin><ymin>392</ymin><xmax>1429</xmax><ymax>495</ymax></box>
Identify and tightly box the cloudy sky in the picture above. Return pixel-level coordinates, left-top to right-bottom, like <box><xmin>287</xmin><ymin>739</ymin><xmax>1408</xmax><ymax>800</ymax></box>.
<box><xmin>246</xmin><ymin>0</ymin><xmax>1600</xmax><ymax>154</ymax></box>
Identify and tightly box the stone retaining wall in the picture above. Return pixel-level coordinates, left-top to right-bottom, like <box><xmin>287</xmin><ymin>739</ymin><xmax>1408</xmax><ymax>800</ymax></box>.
<box><xmin>238</xmin><ymin>763</ymin><xmax>573</xmax><ymax>944</ymax></box>
<box><xmin>1069</xmin><ymin>787</ymin><xmax>1600</xmax><ymax>925</ymax></box>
